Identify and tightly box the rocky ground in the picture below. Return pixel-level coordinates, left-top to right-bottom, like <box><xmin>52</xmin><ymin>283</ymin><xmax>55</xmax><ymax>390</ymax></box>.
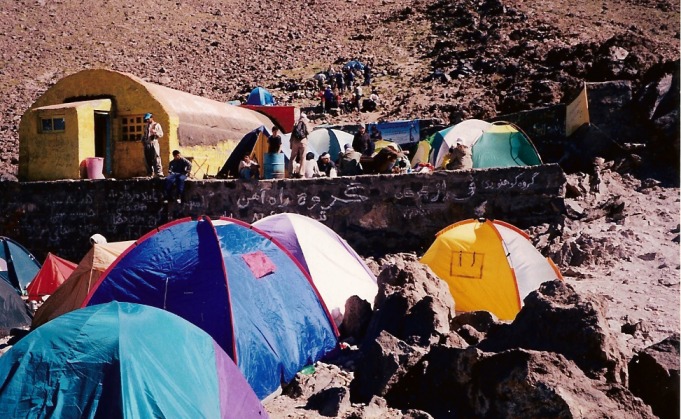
<box><xmin>0</xmin><ymin>0</ymin><xmax>679</xmax><ymax>417</ymax></box>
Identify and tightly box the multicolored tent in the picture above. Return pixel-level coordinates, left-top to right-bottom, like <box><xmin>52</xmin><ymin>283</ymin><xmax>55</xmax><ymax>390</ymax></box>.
<box><xmin>420</xmin><ymin>218</ymin><xmax>563</xmax><ymax>320</ymax></box>
<box><xmin>0</xmin><ymin>278</ymin><xmax>32</xmax><ymax>335</ymax></box>
<box><xmin>246</xmin><ymin>87</ymin><xmax>275</xmax><ymax>106</ymax></box>
<box><xmin>83</xmin><ymin>217</ymin><xmax>338</xmax><ymax>400</ymax></box>
<box><xmin>26</xmin><ymin>253</ymin><xmax>77</xmax><ymax>302</ymax></box>
<box><xmin>0</xmin><ymin>302</ymin><xmax>267</xmax><ymax>418</ymax></box>
<box><xmin>0</xmin><ymin>236</ymin><xmax>41</xmax><ymax>293</ymax></box>
<box><xmin>253</xmin><ymin>213</ymin><xmax>378</xmax><ymax>326</ymax></box>
<box><xmin>31</xmin><ymin>240</ymin><xmax>134</xmax><ymax>328</ymax></box>
<box><xmin>472</xmin><ymin>122</ymin><xmax>542</xmax><ymax>168</ymax></box>
<box><xmin>430</xmin><ymin>119</ymin><xmax>491</xmax><ymax>168</ymax></box>
<box><xmin>307</xmin><ymin>128</ymin><xmax>354</xmax><ymax>162</ymax></box>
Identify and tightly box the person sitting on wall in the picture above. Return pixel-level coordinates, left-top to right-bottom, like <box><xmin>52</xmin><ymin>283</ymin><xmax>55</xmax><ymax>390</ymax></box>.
<box><xmin>142</xmin><ymin>113</ymin><xmax>164</xmax><ymax>177</ymax></box>
<box><xmin>238</xmin><ymin>154</ymin><xmax>260</xmax><ymax>180</ymax></box>
<box><xmin>304</xmin><ymin>152</ymin><xmax>322</xmax><ymax>178</ymax></box>
<box><xmin>164</xmin><ymin>150</ymin><xmax>192</xmax><ymax>204</ymax></box>
<box><xmin>268</xmin><ymin>126</ymin><xmax>282</xmax><ymax>154</ymax></box>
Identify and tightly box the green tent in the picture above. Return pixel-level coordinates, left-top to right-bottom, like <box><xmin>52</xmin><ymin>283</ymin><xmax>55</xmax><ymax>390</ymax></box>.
<box><xmin>472</xmin><ymin>123</ymin><xmax>542</xmax><ymax>168</ymax></box>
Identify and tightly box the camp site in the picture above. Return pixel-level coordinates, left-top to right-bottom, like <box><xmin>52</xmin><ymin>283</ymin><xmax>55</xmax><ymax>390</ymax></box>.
<box><xmin>0</xmin><ymin>0</ymin><xmax>678</xmax><ymax>417</ymax></box>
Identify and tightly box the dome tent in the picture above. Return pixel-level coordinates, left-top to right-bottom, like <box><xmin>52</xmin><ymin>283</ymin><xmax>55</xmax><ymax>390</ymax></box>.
<box><xmin>253</xmin><ymin>213</ymin><xmax>378</xmax><ymax>326</ymax></box>
<box><xmin>0</xmin><ymin>278</ymin><xmax>32</xmax><ymax>335</ymax></box>
<box><xmin>472</xmin><ymin>122</ymin><xmax>542</xmax><ymax>168</ymax></box>
<box><xmin>0</xmin><ymin>302</ymin><xmax>267</xmax><ymax>418</ymax></box>
<box><xmin>82</xmin><ymin>217</ymin><xmax>338</xmax><ymax>400</ymax></box>
<box><xmin>307</xmin><ymin>128</ymin><xmax>354</xmax><ymax>162</ymax></box>
<box><xmin>25</xmin><ymin>253</ymin><xmax>77</xmax><ymax>302</ymax></box>
<box><xmin>420</xmin><ymin>218</ymin><xmax>562</xmax><ymax>320</ymax></box>
<box><xmin>246</xmin><ymin>87</ymin><xmax>276</xmax><ymax>106</ymax></box>
<box><xmin>0</xmin><ymin>236</ymin><xmax>41</xmax><ymax>293</ymax></box>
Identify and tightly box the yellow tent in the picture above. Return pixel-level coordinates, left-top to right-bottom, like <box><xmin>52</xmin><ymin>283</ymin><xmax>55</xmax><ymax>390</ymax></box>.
<box><xmin>31</xmin><ymin>241</ymin><xmax>134</xmax><ymax>328</ymax></box>
<box><xmin>420</xmin><ymin>218</ymin><xmax>562</xmax><ymax>320</ymax></box>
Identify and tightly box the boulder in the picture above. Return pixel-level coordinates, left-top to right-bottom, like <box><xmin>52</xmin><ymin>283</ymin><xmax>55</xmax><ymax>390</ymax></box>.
<box><xmin>340</xmin><ymin>295</ymin><xmax>373</xmax><ymax>341</ymax></box>
<box><xmin>350</xmin><ymin>331</ymin><xmax>426</xmax><ymax>403</ymax></box>
<box><xmin>479</xmin><ymin>280</ymin><xmax>628</xmax><ymax>384</ymax></box>
<box><xmin>628</xmin><ymin>333</ymin><xmax>680</xmax><ymax>419</ymax></box>
<box><xmin>282</xmin><ymin>362</ymin><xmax>352</xmax><ymax>401</ymax></box>
<box><xmin>306</xmin><ymin>386</ymin><xmax>351</xmax><ymax>417</ymax></box>
<box><xmin>450</xmin><ymin>310</ymin><xmax>499</xmax><ymax>333</ymax></box>
<box><xmin>362</xmin><ymin>254</ymin><xmax>454</xmax><ymax>347</ymax></box>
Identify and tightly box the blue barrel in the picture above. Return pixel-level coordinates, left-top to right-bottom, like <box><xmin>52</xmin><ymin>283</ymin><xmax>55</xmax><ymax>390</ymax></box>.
<box><xmin>264</xmin><ymin>153</ymin><xmax>285</xmax><ymax>179</ymax></box>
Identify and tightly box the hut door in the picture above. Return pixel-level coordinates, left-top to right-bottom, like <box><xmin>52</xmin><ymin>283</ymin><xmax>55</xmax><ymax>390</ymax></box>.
<box><xmin>94</xmin><ymin>112</ymin><xmax>112</xmax><ymax>174</ymax></box>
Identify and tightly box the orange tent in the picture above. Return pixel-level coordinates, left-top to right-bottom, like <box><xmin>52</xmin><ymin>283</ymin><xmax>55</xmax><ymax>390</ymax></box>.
<box><xmin>26</xmin><ymin>253</ymin><xmax>77</xmax><ymax>302</ymax></box>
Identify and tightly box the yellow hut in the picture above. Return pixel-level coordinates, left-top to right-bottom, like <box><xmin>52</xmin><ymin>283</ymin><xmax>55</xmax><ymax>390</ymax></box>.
<box><xmin>19</xmin><ymin>69</ymin><xmax>273</xmax><ymax>181</ymax></box>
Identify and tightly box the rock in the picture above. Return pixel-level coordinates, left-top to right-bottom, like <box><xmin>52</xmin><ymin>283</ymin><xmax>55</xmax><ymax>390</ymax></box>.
<box><xmin>450</xmin><ymin>310</ymin><xmax>498</xmax><ymax>333</ymax></box>
<box><xmin>350</xmin><ymin>331</ymin><xmax>426</xmax><ymax>403</ymax></box>
<box><xmin>306</xmin><ymin>386</ymin><xmax>351</xmax><ymax>417</ymax></box>
<box><xmin>340</xmin><ymin>295</ymin><xmax>373</xmax><ymax>341</ymax></box>
<box><xmin>454</xmin><ymin>324</ymin><xmax>484</xmax><ymax>345</ymax></box>
<box><xmin>282</xmin><ymin>362</ymin><xmax>351</xmax><ymax>400</ymax></box>
<box><xmin>479</xmin><ymin>280</ymin><xmax>628</xmax><ymax>384</ymax></box>
<box><xmin>628</xmin><ymin>333</ymin><xmax>680</xmax><ymax>419</ymax></box>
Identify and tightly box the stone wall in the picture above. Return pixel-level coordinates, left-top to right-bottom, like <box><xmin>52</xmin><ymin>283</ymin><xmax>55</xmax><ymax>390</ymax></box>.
<box><xmin>0</xmin><ymin>164</ymin><xmax>566</xmax><ymax>261</ymax></box>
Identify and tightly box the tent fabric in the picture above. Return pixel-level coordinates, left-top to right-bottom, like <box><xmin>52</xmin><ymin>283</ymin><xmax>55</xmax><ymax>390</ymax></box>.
<box><xmin>0</xmin><ymin>236</ymin><xmax>41</xmax><ymax>292</ymax></box>
<box><xmin>343</xmin><ymin>60</ymin><xmax>365</xmax><ymax>71</ymax></box>
<box><xmin>246</xmin><ymin>87</ymin><xmax>275</xmax><ymax>106</ymax></box>
<box><xmin>0</xmin><ymin>302</ymin><xmax>267</xmax><ymax>418</ymax></box>
<box><xmin>253</xmin><ymin>213</ymin><xmax>378</xmax><ymax>326</ymax></box>
<box><xmin>410</xmin><ymin>140</ymin><xmax>432</xmax><ymax>168</ymax></box>
<box><xmin>420</xmin><ymin>218</ymin><xmax>562</xmax><ymax>320</ymax></box>
<box><xmin>217</xmin><ymin>126</ymin><xmax>290</xmax><ymax>179</ymax></box>
<box><xmin>0</xmin><ymin>278</ymin><xmax>32</xmax><ymax>335</ymax></box>
<box><xmin>307</xmin><ymin>128</ymin><xmax>354</xmax><ymax>161</ymax></box>
<box><xmin>83</xmin><ymin>217</ymin><xmax>338</xmax><ymax>400</ymax></box>
<box><xmin>472</xmin><ymin>123</ymin><xmax>543</xmax><ymax>168</ymax></box>
<box><xmin>431</xmin><ymin>119</ymin><xmax>492</xmax><ymax>168</ymax></box>
<box><xmin>31</xmin><ymin>240</ymin><xmax>134</xmax><ymax>328</ymax></box>
<box><xmin>26</xmin><ymin>253</ymin><xmax>77</xmax><ymax>301</ymax></box>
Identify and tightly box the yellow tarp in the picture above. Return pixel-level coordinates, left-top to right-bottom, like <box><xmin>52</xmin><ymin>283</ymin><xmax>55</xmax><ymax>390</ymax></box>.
<box><xmin>566</xmin><ymin>83</ymin><xmax>590</xmax><ymax>136</ymax></box>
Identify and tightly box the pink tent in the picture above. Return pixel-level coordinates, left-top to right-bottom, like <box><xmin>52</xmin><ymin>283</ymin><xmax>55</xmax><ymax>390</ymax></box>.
<box><xmin>26</xmin><ymin>253</ymin><xmax>77</xmax><ymax>302</ymax></box>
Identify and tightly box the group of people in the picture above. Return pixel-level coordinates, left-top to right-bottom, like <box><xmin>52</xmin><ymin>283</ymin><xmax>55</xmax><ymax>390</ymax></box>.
<box><xmin>315</xmin><ymin>62</ymin><xmax>378</xmax><ymax>114</ymax></box>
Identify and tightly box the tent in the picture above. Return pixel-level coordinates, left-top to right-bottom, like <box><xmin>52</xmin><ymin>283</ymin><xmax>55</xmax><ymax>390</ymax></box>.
<box><xmin>420</xmin><ymin>218</ymin><xmax>563</xmax><ymax>320</ymax></box>
<box><xmin>472</xmin><ymin>122</ymin><xmax>542</xmax><ymax>168</ymax></box>
<box><xmin>343</xmin><ymin>60</ymin><xmax>365</xmax><ymax>71</ymax></box>
<box><xmin>410</xmin><ymin>140</ymin><xmax>432</xmax><ymax>168</ymax></box>
<box><xmin>246</xmin><ymin>87</ymin><xmax>275</xmax><ymax>106</ymax></box>
<box><xmin>0</xmin><ymin>236</ymin><xmax>41</xmax><ymax>293</ymax></box>
<box><xmin>217</xmin><ymin>126</ymin><xmax>291</xmax><ymax>179</ymax></box>
<box><xmin>31</xmin><ymin>240</ymin><xmax>134</xmax><ymax>328</ymax></box>
<box><xmin>307</xmin><ymin>128</ymin><xmax>354</xmax><ymax>162</ymax></box>
<box><xmin>0</xmin><ymin>278</ymin><xmax>32</xmax><ymax>335</ymax></box>
<box><xmin>430</xmin><ymin>119</ymin><xmax>492</xmax><ymax>168</ymax></box>
<box><xmin>253</xmin><ymin>213</ymin><xmax>378</xmax><ymax>326</ymax></box>
<box><xmin>83</xmin><ymin>217</ymin><xmax>338</xmax><ymax>400</ymax></box>
<box><xmin>26</xmin><ymin>253</ymin><xmax>77</xmax><ymax>302</ymax></box>
<box><xmin>0</xmin><ymin>302</ymin><xmax>267</xmax><ymax>418</ymax></box>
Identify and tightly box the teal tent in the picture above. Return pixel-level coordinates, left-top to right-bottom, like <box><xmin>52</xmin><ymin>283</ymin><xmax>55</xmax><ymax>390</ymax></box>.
<box><xmin>0</xmin><ymin>236</ymin><xmax>41</xmax><ymax>293</ymax></box>
<box><xmin>246</xmin><ymin>87</ymin><xmax>275</xmax><ymax>105</ymax></box>
<box><xmin>0</xmin><ymin>302</ymin><xmax>267</xmax><ymax>418</ymax></box>
<box><xmin>472</xmin><ymin>123</ymin><xmax>542</xmax><ymax>168</ymax></box>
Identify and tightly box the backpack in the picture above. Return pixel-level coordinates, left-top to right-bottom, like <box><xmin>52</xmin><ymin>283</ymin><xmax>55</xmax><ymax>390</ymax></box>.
<box><xmin>293</xmin><ymin>121</ymin><xmax>306</xmax><ymax>140</ymax></box>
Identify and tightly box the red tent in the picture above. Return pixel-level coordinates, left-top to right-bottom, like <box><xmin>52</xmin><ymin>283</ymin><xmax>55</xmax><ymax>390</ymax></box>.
<box><xmin>26</xmin><ymin>253</ymin><xmax>77</xmax><ymax>302</ymax></box>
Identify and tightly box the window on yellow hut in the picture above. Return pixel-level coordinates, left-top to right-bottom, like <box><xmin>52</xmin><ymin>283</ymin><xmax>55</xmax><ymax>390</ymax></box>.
<box><xmin>120</xmin><ymin>115</ymin><xmax>145</xmax><ymax>141</ymax></box>
<box><xmin>40</xmin><ymin>117</ymin><xmax>65</xmax><ymax>133</ymax></box>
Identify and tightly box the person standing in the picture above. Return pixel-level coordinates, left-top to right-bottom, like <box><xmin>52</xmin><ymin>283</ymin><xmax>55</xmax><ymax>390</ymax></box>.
<box><xmin>142</xmin><ymin>113</ymin><xmax>164</xmax><ymax>177</ymax></box>
<box><xmin>363</xmin><ymin>62</ymin><xmax>372</xmax><ymax>86</ymax></box>
<box><xmin>164</xmin><ymin>150</ymin><xmax>192</xmax><ymax>204</ymax></box>
<box><xmin>267</xmin><ymin>126</ymin><xmax>282</xmax><ymax>154</ymax></box>
<box><xmin>290</xmin><ymin>113</ymin><xmax>310</xmax><ymax>178</ymax></box>
<box><xmin>352</xmin><ymin>125</ymin><xmax>374</xmax><ymax>157</ymax></box>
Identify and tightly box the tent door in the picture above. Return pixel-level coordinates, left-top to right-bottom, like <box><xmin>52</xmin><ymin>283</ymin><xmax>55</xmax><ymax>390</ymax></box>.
<box><xmin>94</xmin><ymin>111</ymin><xmax>112</xmax><ymax>174</ymax></box>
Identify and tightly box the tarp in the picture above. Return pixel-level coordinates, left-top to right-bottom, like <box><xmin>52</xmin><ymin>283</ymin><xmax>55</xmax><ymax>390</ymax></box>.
<box><xmin>26</xmin><ymin>253</ymin><xmax>77</xmax><ymax>302</ymax></box>
<box><xmin>430</xmin><ymin>119</ymin><xmax>492</xmax><ymax>168</ymax></box>
<box><xmin>307</xmin><ymin>128</ymin><xmax>354</xmax><ymax>162</ymax></box>
<box><xmin>343</xmin><ymin>60</ymin><xmax>365</xmax><ymax>71</ymax></box>
<box><xmin>0</xmin><ymin>237</ymin><xmax>41</xmax><ymax>293</ymax></box>
<box><xmin>83</xmin><ymin>217</ymin><xmax>338</xmax><ymax>400</ymax></box>
<box><xmin>253</xmin><ymin>213</ymin><xmax>378</xmax><ymax>326</ymax></box>
<box><xmin>367</xmin><ymin>120</ymin><xmax>420</xmax><ymax>146</ymax></box>
<box><xmin>0</xmin><ymin>302</ymin><xmax>267</xmax><ymax>418</ymax></box>
<box><xmin>420</xmin><ymin>218</ymin><xmax>562</xmax><ymax>320</ymax></box>
<box><xmin>472</xmin><ymin>123</ymin><xmax>543</xmax><ymax>168</ymax></box>
<box><xmin>31</xmin><ymin>240</ymin><xmax>134</xmax><ymax>328</ymax></box>
<box><xmin>0</xmin><ymin>278</ymin><xmax>32</xmax><ymax>335</ymax></box>
<box><xmin>246</xmin><ymin>87</ymin><xmax>275</xmax><ymax>106</ymax></box>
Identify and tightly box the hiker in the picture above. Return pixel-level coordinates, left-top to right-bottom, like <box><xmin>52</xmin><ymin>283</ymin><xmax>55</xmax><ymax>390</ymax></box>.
<box><xmin>352</xmin><ymin>125</ymin><xmax>374</xmax><ymax>157</ymax></box>
<box><xmin>304</xmin><ymin>152</ymin><xmax>322</xmax><ymax>178</ymax></box>
<box><xmin>335</xmin><ymin>72</ymin><xmax>345</xmax><ymax>92</ymax></box>
<box><xmin>290</xmin><ymin>113</ymin><xmax>310</xmax><ymax>178</ymax></box>
<box><xmin>238</xmin><ymin>154</ymin><xmax>259</xmax><ymax>180</ymax></box>
<box><xmin>267</xmin><ymin>126</ymin><xmax>282</xmax><ymax>154</ymax></box>
<box><xmin>363</xmin><ymin>62</ymin><xmax>372</xmax><ymax>86</ymax></box>
<box><xmin>317</xmin><ymin>152</ymin><xmax>337</xmax><ymax>177</ymax></box>
<box><xmin>369</xmin><ymin>125</ymin><xmax>383</xmax><ymax>141</ymax></box>
<box><xmin>344</xmin><ymin>68</ymin><xmax>354</xmax><ymax>92</ymax></box>
<box><xmin>352</xmin><ymin>85</ymin><xmax>363</xmax><ymax>111</ymax></box>
<box><xmin>164</xmin><ymin>150</ymin><xmax>192</xmax><ymax>204</ymax></box>
<box><xmin>323</xmin><ymin>86</ymin><xmax>335</xmax><ymax>112</ymax></box>
<box><xmin>442</xmin><ymin>139</ymin><xmax>472</xmax><ymax>170</ymax></box>
<box><xmin>339</xmin><ymin>144</ymin><xmax>363</xmax><ymax>176</ymax></box>
<box><xmin>142</xmin><ymin>113</ymin><xmax>163</xmax><ymax>177</ymax></box>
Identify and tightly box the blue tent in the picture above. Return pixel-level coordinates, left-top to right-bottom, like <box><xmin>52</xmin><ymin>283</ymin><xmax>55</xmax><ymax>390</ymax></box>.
<box><xmin>83</xmin><ymin>217</ymin><xmax>338</xmax><ymax>400</ymax></box>
<box><xmin>0</xmin><ymin>278</ymin><xmax>32</xmax><ymax>334</ymax></box>
<box><xmin>344</xmin><ymin>60</ymin><xmax>365</xmax><ymax>71</ymax></box>
<box><xmin>0</xmin><ymin>236</ymin><xmax>41</xmax><ymax>293</ymax></box>
<box><xmin>0</xmin><ymin>302</ymin><xmax>267</xmax><ymax>418</ymax></box>
<box><xmin>246</xmin><ymin>87</ymin><xmax>275</xmax><ymax>106</ymax></box>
